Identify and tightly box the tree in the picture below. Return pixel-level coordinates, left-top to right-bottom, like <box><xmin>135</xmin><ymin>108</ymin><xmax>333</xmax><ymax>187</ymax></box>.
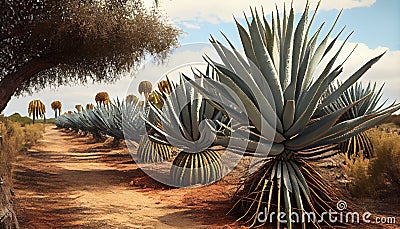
<box><xmin>126</xmin><ymin>94</ymin><xmax>139</xmax><ymax>104</ymax></box>
<box><xmin>28</xmin><ymin>100</ymin><xmax>46</xmax><ymax>124</ymax></box>
<box><xmin>75</xmin><ymin>104</ymin><xmax>82</xmax><ymax>112</ymax></box>
<box><xmin>138</xmin><ymin>81</ymin><xmax>153</xmax><ymax>99</ymax></box>
<box><xmin>86</xmin><ymin>103</ymin><xmax>94</xmax><ymax>110</ymax></box>
<box><xmin>95</xmin><ymin>92</ymin><xmax>109</xmax><ymax>107</ymax></box>
<box><xmin>0</xmin><ymin>0</ymin><xmax>180</xmax><ymax>112</ymax></box>
<box><xmin>51</xmin><ymin>100</ymin><xmax>62</xmax><ymax>118</ymax></box>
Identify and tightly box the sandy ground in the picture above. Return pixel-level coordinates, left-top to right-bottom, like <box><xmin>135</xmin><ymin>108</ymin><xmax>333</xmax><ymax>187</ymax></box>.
<box><xmin>12</xmin><ymin>126</ymin><xmax>243</xmax><ymax>228</ymax></box>
<box><xmin>11</xmin><ymin>125</ymin><xmax>400</xmax><ymax>228</ymax></box>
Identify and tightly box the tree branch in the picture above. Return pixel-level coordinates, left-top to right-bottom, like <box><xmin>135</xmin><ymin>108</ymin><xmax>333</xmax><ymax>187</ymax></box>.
<box><xmin>0</xmin><ymin>56</ymin><xmax>59</xmax><ymax>112</ymax></box>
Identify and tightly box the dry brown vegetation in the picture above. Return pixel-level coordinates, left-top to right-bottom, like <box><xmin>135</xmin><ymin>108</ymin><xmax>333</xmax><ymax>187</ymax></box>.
<box><xmin>1</xmin><ymin>120</ymin><xmax>45</xmax><ymax>228</ymax></box>
<box><xmin>345</xmin><ymin>129</ymin><xmax>400</xmax><ymax>198</ymax></box>
<box><xmin>0</xmin><ymin>120</ymin><xmax>45</xmax><ymax>181</ymax></box>
<box><xmin>384</xmin><ymin>115</ymin><xmax>400</xmax><ymax>127</ymax></box>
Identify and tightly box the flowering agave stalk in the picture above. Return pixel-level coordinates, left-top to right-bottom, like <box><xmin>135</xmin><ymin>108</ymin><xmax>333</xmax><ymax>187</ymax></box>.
<box><xmin>187</xmin><ymin>3</ymin><xmax>400</xmax><ymax>228</ymax></box>
<box><xmin>317</xmin><ymin>81</ymin><xmax>388</xmax><ymax>160</ymax></box>
<box><xmin>145</xmin><ymin>73</ymin><xmax>230</xmax><ymax>187</ymax></box>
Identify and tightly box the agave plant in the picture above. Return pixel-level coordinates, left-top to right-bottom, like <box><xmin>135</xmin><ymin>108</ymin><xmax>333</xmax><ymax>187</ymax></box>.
<box><xmin>28</xmin><ymin>99</ymin><xmax>46</xmax><ymax>124</ymax></box>
<box><xmin>56</xmin><ymin>98</ymin><xmax>147</xmax><ymax>143</ymax></box>
<box><xmin>186</xmin><ymin>3</ymin><xmax>400</xmax><ymax>227</ymax></box>
<box><xmin>133</xmin><ymin>79</ymin><xmax>178</xmax><ymax>163</ymax></box>
<box><xmin>121</xmin><ymin>99</ymin><xmax>147</xmax><ymax>142</ymax></box>
<box><xmin>144</xmin><ymin>71</ymin><xmax>231</xmax><ymax>187</ymax></box>
<box><xmin>317</xmin><ymin>81</ymin><xmax>387</xmax><ymax>160</ymax></box>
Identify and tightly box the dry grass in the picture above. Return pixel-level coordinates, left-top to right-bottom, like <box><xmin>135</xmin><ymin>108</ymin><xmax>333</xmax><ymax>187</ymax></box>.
<box><xmin>0</xmin><ymin>120</ymin><xmax>44</xmax><ymax>229</ymax></box>
<box><xmin>385</xmin><ymin>114</ymin><xmax>400</xmax><ymax>127</ymax></box>
<box><xmin>345</xmin><ymin>129</ymin><xmax>400</xmax><ymax>198</ymax></box>
<box><xmin>0</xmin><ymin>121</ymin><xmax>45</xmax><ymax>178</ymax></box>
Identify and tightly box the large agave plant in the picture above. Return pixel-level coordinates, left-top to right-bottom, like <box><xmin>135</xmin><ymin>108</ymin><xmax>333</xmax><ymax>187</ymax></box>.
<box><xmin>187</xmin><ymin>3</ymin><xmax>400</xmax><ymax>228</ymax></box>
<box><xmin>317</xmin><ymin>81</ymin><xmax>387</xmax><ymax>160</ymax></box>
<box><xmin>134</xmin><ymin>79</ymin><xmax>178</xmax><ymax>163</ymax></box>
<box><xmin>145</xmin><ymin>72</ymin><xmax>231</xmax><ymax>187</ymax></box>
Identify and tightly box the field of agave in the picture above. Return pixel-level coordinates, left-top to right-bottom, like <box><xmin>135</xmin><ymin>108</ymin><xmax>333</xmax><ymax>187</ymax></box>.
<box><xmin>53</xmin><ymin>3</ymin><xmax>400</xmax><ymax>228</ymax></box>
<box><xmin>55</xmin><ymin>97</ymin><xmax>145</xmax><ymax>142</ymax></box>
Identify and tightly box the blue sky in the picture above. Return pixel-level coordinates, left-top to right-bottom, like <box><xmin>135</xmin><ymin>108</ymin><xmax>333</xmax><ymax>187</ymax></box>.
<box><xmin>177</xmin><ymin>0</ymin><xmax>400</xmax><ymax>50</ymax></box>
<box><xmin>3</xmin><ymin>0</ymin><xmax>400</xmax><ymax>116</ymax></box>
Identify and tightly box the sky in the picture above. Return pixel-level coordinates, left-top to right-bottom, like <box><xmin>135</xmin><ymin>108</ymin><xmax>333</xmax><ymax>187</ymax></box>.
<box><xmin>3</xmin><ymin>0</ymin><xmax>400</xmax><ymax>116</ymax></box>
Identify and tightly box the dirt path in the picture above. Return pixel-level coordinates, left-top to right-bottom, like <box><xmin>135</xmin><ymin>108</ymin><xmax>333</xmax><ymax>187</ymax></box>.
<box><xmin>12</xmin><ymin>126</ymin><xmax>240</xmax><ymax>228</ymax></box>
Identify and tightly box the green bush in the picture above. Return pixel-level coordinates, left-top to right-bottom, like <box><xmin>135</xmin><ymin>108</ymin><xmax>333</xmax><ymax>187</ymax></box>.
<box><xmin>6</xmin><ymin>113</ymin><xmax>32</xmax><ymax>126</ymax></box>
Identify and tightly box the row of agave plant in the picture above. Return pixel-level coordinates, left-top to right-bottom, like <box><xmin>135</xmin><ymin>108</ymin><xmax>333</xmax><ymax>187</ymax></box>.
<box><xmin>55</xmin><ymin>97</ymin><xmax>144</xmax><ymax>142</ymax></box>
<box><xmin>55</xmin><ymin>2</ymin><xmax>400</xmax><ymax>228</ymax></box>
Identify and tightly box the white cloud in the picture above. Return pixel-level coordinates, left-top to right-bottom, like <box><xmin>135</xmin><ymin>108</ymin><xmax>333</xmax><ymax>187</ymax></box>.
<box><xmin>182</xmin><ymin>22</ymin><xmax>201</xmax><ymax>29</ymax></box>
<box><xmin>316</xmin><ymin>40</ymin><xmax>400</xmax><ymax>105</ymax></box>
<box><xmin>4</xmin><ymin>41</ymin><xmax>399</xmax><ymax>117</ymax></box>
<box><xmin>147</xmin><ymin>0</ymin><xmax>376</xmax><ymax>24</ymax></box>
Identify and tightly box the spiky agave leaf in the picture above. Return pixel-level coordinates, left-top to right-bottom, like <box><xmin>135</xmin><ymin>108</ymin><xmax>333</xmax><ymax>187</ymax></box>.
<box><xmin>317</xmin><ymin>81</ymin><xmax>385</xmax><ymax>159</ymax></box>
<box><xmin>136</xmin><ymin>135</ymin><xmax>177</xmax><ymax>163</ymax></box>
<box><xmin>144</xmin><ymin>72</ymin><xmax>230</xmax><ymax>187</ymax></box>
<box><xmin>135</xmin><ymin>84</ymin><xmax>178</xmax><ymax>163</ymax></box>
<box><xmin>187</xmin><ymin>3</ymin><xmax>400</xmax><ymax>228</ymax></box>
<box><xmin>171</xmin><ymin>149</ymin><xmax>223</xmax><ymax>187</ymax></box>
<box><xmin>122</xmin><ymin>98</ymin><xmax>147</xmax><ymax>142</ymax></box>
<box><xmin>231</xmin><ymin>155</ymin><xmax>339</xmax><ymax>228</ymax></box>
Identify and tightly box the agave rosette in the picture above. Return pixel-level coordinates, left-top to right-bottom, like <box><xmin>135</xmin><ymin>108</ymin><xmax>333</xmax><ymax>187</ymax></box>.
<box><xmin>144</xmin><ymin>72</ymin><xmax>231</xmax><ymax>187</ymax></box>
<box><xmin>135</xmin><ymin>85</ymin><xmax>177</xmax><ymax>163</ymax></box>
<box><xmin>186</xmin><ymin>2</ymin><xmax>400</xmax><ymax>228</ymax></box>
<box><xmin>317</xmin><ymin>81</ymin><xmax>389</xmax><ymax>159</ymax></box>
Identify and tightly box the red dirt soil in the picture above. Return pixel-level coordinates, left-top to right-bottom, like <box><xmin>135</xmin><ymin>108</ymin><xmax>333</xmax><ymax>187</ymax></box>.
<box><xmin>11</xmin><ymin>126</ymin><xmax>400</xmax><ymax>228</ymax></box>
<box><xmin>12</xmin><ymin>126</ymin><xmax>245</xmax><ymax>228</ymax></box>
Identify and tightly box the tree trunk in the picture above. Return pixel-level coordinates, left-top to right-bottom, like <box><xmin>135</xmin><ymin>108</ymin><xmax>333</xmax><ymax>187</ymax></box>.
<box><xmin>1</xmin><ymin>177</ymin><xmax>19</xmax><ymax>229</ymax></box>
<box><xmin>0</xmin><ymin>56</ymin><xmax>58</xmax><ymax>113</ymax></box>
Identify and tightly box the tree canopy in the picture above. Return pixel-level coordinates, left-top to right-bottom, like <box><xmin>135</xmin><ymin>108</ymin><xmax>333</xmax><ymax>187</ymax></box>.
<box><xmin>0</xmin><ymin>0</ymin><xmax>180</xmax><ymax>112</ymax></box>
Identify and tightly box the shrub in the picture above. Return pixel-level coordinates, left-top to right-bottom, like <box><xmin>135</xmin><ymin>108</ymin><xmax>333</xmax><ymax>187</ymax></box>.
<box><xmin>0</xmin><ymin>121</ymin><xmax>45</xmax><ymax>177</ymax></box>
<box><xmin>24</xmin><ymin>124</ymin><xmax>45</xmax><ymax>147</ymax></box>
<box><xmin>346</xmin><ymin>129</ymin><xmax>400</xmax><ymax>197</ymax></box>
<box><xmin>385</xmin><ymin>114</ymin><xmax>400</xmax><ymax>127</ymax></box>
<box><xmin>5</xmin><ymin>113</ymin><xmax>32</xmax><ymax>126</ymax></box>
